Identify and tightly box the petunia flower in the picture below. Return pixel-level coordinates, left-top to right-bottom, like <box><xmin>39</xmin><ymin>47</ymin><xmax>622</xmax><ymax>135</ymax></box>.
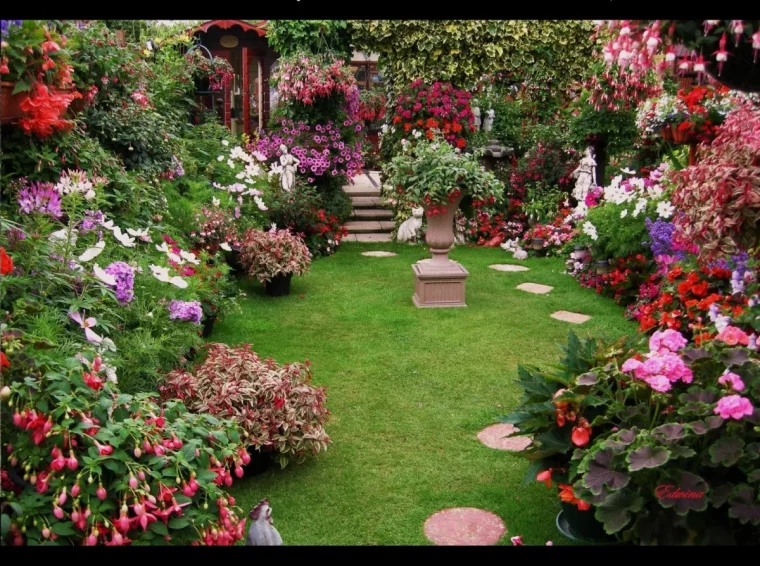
<box><xmin>78</xmin><ymin>240</ymin><xmax>106</xmax><ymax>262</ymax></box>
<box><xmin>68</xmin><ymin>311</ymin><xmax>103</xmax><ymax>343</ymax></box>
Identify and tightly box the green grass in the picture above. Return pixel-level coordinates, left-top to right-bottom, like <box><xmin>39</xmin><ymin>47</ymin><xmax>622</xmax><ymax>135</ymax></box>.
<box><xmin>212</xmin><ymin>243</ymin><xmax>636</xmax><ymax>545</ymax></box>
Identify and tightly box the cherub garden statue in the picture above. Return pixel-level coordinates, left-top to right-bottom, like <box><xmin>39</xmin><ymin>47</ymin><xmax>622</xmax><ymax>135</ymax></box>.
<box><xmin>396</xmin><ymin>207</ymin><xmax>424</xmax><ymax>243</ymax></box>
<box><xmin>483</xmin><ymin>109</ymin><xmax>495</xmax><ymax>132</ymax></box>
<box><xmin>246</xmin><ymin>499</ymin><xmax>284</xmax><ymax>546</ymax></box>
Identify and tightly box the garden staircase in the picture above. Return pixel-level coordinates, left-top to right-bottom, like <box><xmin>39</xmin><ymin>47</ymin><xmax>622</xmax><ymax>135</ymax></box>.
<box><xmin>343</xmin><ymin>170</ymin><xmax>394</xmax><ymax>242</ymax></box>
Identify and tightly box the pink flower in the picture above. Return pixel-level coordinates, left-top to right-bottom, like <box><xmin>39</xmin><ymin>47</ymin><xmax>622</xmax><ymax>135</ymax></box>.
<box><xmin>511</xmin><ymin>535</ymin><xmax>524</xmax><ymax>546</ymax></box>
<box><xmin>621</xmin><ymin>358</ymin><xmax>642</xmax><ymax>373</ymax></box>
<box><xmin>645</xmin><ymin>375</ymin><xmax>672</xmax><ymax>392</ymax></box>
<box><xmin>716</xmin><ymin>326</ymin><xmax>750</xmax><ymax>347</ymax></box>
<box><xmin>649</xmin><ymin>329</ymin><xmax>687</xmax><ymax>353</ymax></box>
<box><xmin>68</xmin><ymin>311</ymin><xmax>103</xmax><ymax>343</ymax></box>
<box><xmin>714</xmin><ymin>395</ymin><xmax>754</xmax><ymax>420</ymax></box>
<box><xmin>718</xmin><ymin>371</ymin><xmax>745</xmax><ymax>392</ymax></box>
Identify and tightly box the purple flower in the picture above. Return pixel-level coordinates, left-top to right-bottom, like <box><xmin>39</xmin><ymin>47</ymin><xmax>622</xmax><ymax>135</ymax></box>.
<box><xmin>79</xmin><ymin>210</ymin><xmax>105</xmax><ymax>234</ymax></box>
<box><xmin>104</xmin><ymin>262</ymin><xmax>135</xmax><ymax>304</ymax></box>
<box><xmin>645</xmin><ymin>218</ymin><xmax>681</xmax><ymax>259</ymax></box>
<box><xmin>168</xmin><ymin>300</ymin><xmax>203</xmax><ymax>324</ymax></box>
<box><xmin>17</xmin><ymin>182</ymin><xmax>62</xmax><ymax>218</ymax></box>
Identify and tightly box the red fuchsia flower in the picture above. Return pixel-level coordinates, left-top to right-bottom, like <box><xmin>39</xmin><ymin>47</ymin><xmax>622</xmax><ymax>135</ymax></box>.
<box><xmin>83</xmin><ymin>371</ymin><xmax>104</xmax><ymax>391</ymax></box>
<box><xmin>71</xmin><ymin>483</ymin><xmax>80</xmax><ymax>497</ymax></box>
<box><xmin>716</xmin><ymin>326</ymin><xmax>750</xmax><ymax>346</ymax></box>
<box><xmin>94</xmin><ymin>440</ymin><xmax>114</xmax><ymax>456</ymax></box>
<box><xmin>96</xmin><ymin>485</ymin><xmax>107</xmax><ymax>500</ymax></box>
<box><xmin>114</xmin><ymin>505</ymin><xmax>131</xmax><ymax>534</ymax></box>
<box><xmin>131</xmin><ymin>498</ymin><xmax>158</xmax><ymax>530</ymax></box>
<box><xmin>67</xmin><ymin>451</ymin><xmax>79</xmax><ymax>471</ymax></box>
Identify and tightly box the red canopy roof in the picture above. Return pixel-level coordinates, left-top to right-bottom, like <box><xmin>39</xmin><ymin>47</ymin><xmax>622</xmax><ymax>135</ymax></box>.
<box><xmin>189</xmin><ymin>20</ymin><xmax>267</xmax><ymax>37</ymax></box>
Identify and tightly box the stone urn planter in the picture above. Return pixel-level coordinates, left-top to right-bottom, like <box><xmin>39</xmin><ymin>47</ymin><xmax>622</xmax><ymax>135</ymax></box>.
<box><xmin>412</xmin><ymin>194</ymin><xmax>469</xmax><ymax>308</ymax></box>
<box><xmin>595</xmin><ymin>260</ymin><xmax>612</xmax><ymax>275</ymax></box>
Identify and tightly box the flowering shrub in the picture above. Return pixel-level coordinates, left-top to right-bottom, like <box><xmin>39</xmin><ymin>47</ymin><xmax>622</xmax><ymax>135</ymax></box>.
<box><xmin>384</xmin><ymin>135</ymin><xmax>503</xmax><ymax>216</ymax></box>
<box><xmin>379</xmin><ymin>79</ymin><xmax>474</xmax><ymax>160</ymax></box>
<box><xmin>466</xmin><ymin>210</ymin><xmax>524</xmax><ymax>245</ymax></box>
<box><xmin>507</xmin><ymin>142</ymin><xmax>577</xmax><ymax>202</ymax></box>
<box><xmin>669</xmin><ymin>101</ymin><xmax>760</xmax><ymax>259</ymax></box>
<box><xmin>523</xmin><ymin>222</ymin><xmax>576</xmax><ymax>256</ymax></box>
<box><xmin>190</xmin><ymin>206</ymin><xmax>242</xmax><ymax>256</ymax></box>
<box><xmin>160</xmin><ymin>343</ymin><xmax>331</xmax><ymax>468</ymax></box>
<box><xmin>239</xmin><ymin>227</ymin><xmax>312</xmax><ymax>284</ymax></box>
<box><xmin>1</xmin><ymin>341</ymin><xmax>248</xmax><ymax>546</ymax></box>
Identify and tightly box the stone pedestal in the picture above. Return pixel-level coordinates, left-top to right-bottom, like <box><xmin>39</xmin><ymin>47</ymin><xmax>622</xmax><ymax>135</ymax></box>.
<box><xmin>412</xmin><ymin>260</ymin><xmax>469</xmax><ymax>308</ymax></box>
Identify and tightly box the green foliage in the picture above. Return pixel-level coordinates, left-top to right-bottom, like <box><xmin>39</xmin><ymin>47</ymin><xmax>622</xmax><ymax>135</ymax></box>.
<box><xmin>349</xmin><ymin>20</ymin><xmax>597</xmax><ymax>91</ymax></box>
<box><xmin>576</xmin><ymin>199</ymin><xmax>658</xmax><ymax>261</ymax></box>
<box><xmin>567</xmin><ymin>102</ymin><xmax>639</xmax><ymax>158</ymax></box>
<box><xmin>267</xmin><ymin>20</ymin><xmax>352</xmax><ymax>60</ymax></box>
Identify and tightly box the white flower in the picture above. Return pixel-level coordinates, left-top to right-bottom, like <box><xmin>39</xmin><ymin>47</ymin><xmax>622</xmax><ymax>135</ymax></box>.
<box><xmin>632</xmin><ymin>198</ymin><xmax>648</xmax><ymax>218</ymax></box>
<box><xmin>620</xmin><ymin>208</ymin><xmax>628</xmax><ymax>218</ymax></box>
<box><xmin>244</xmin><ymin>163</ymin><xmax>262</xmax><ymax>178</ymax></box>
<box><xmin>412</xmin><ymin>129</ymin><xmax>422</xmax><ymax>139</ymax></box>
<box><xmin>49</xmin><ymin>227</ymin><xmax>78</xmax><ymax>247</ymax></box>
<box><xmin>103</xmin><ymin>362</ymin><xmax>118</xmax><ymax>383</ymax></box>
<box><xmin>78</xmin><ymin>240</ymin><xmax>106</xmax><ymax>262</ymax></box>
<box><xmin>126</xmin><ymin>227</ymin><xmax>150</xmax><ymax>241</ymax></box>
<box><xmin>217</xmin><ymin>155</ymin><xmax>224</xmax><ymax>162</ymax></box>
<box><xmin>620</xmin><ymin>167</ymin><xmax>636</xmax><ymax>175</ymax></box>
<box><xmin>169</xmin><ymin>276</ymin><xmax>188</xmax><ymax>289</ymax></box>
<box><xmin>254</xmin><ymin>196</ymin><xmax>268</xmax><ymax>211</ymax></box>
<box><xmin>112</xmin><ymin>227</ymin><xmax>136</xmax><ymax>248</ymax></box>
<box><xmin>656</xmin><ymin>200</ymin><xmax>675</xmax><ymax>219</ymax></box>
<box><xmin>221</xmin><ymin>140</ymin><xmax>229</xmax><ymax>146</ymax></box>
<box><xmin>167</xmin><ymin>252</ymin><xmax>184</xmax><ymax>265</ymax></box>
<box><xmin>100</xmin><ymin>218</ymin><xmax>115</xmax><ymax>231</ymax></box>
<box><xmin>227</xmin><ymin>159</ymin><xmax>235</xmax><ymax>169</ymax></box>
<box><xmin>252</xmin><ymin>151</ymin><xmax>267</xmax><ymax>162</ymax></box>
<box><xmin>582</xmin><ymin>221</ymin><xmax>598</xmax><ymax>241</ymax></box>
<box><xmin>220</xmin><ymin>242</ymin><xmax>232</xmax><ymax>252</ymax></box>
<box><xmin>155</xmin><ymin>242</ymin><xmax>170</xmax><ymax>254</ymax></box>
<box><xmin>93</xmin><ymin>264</ymin><xmax>117</xmax><ymax>286</ymax></box>
<box><xmin>180</xmin><ymin>250</ymin><xmax>200</xmax><ymax>265</ymax></box>
<box><xmin>146</xmin><ymin>312</ymin><xmax>153</xmax><ymax>317</ymax></box>
<box><xmin>150</xmin><ymin>264</ymin><xmax>171</xmax><ymax>282</ymax></box>
<box><xmin>212</xmin><ymin>196</ymin><xmax>221</xmax><ymax>207</ymax></box>
<box><xmin>98</xmin><ymin>337</ymin><xmax>117</xmax><ymax>353</ymax></box>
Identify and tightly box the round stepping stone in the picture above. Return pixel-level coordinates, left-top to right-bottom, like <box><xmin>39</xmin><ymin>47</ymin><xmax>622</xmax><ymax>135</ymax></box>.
<box><xmin>489</xmin><ymin>264</ymin><xmax>530</xmax><ymax>272</ymax></box>
<box><xmin>424</xmin><ymin>508</ymin><xmax>506</xmax><ymax>546</ymax></box>
<box><xmin>362</xmin><ymin>251</ymin><xmax>398</xmax><ymax>257</ymax></box>
<box><xmin>478</xmin><ymin>423</ymin><xmax>532</xmax><ymax>451</ymax></box>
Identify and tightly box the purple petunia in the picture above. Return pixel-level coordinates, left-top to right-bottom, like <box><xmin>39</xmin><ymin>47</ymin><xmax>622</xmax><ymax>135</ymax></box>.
<box><xmin>104</xmin><ymin>262</ymin><xmax>135</xmax><ymax>304</ymax></box>
<box><xmin>168</xmin><ymin>300</ymin><xmax>202</xmax><ymax>324</ymax></box>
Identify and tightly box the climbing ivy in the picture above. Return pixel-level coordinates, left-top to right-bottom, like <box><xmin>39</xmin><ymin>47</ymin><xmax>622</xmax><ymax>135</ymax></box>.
<box><xmin>349</xmin><ymin>20</ymin><xmax>597</xmax><ymax>92</ymax></box>
<box><xmin>267</xmin><ymin>20</ymin><xmax>353</xmax><ymax>61</ymax></box>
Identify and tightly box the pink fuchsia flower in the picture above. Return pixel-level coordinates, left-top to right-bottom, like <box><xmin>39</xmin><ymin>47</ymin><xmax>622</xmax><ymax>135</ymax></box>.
<box><xmin>511</xmin><ymin>535</ymin><xmax>524</xmax><ymax>546</ymax></box>
<box><xmin>649</xmin><ymin>329</ymin><xmax>687</xmax><ymax>353</ymax></box>
<box><xmin>714</xmin><ymin>395</ymin><xmax>754</xmax><ymax>420</ymax></box>
<box><xmin>645</xmin><ymin>375</ymin><xmax>672</xmax><ymax>392</ymax></box>
<box><xmin>718</xmin><ymin>371</ymin><xmax>745</xmax><ymax>392</ymax></box>
<box><xmin>716</xmin><ymin>326</ymin><xmax>750</xmax><ymax>346</ymax></box>
<box><xmin>68</xmin><ymin>311</ymin><xmax>103</xmax><ymax>343</ymax></box>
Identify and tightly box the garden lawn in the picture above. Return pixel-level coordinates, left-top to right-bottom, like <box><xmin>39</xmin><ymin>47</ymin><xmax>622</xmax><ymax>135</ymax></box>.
<box><xmin>212</xmin><ymin>243</ymin><xmax>635</xmax><ymax>545</ymax></box>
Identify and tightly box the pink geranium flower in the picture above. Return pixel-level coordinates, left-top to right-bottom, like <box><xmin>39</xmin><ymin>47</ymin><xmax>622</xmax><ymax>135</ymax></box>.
<box><xmin>716</xmin><ymin>326</ymin><xmax>750</xmax><ymax>346</ymax></box>
<box><xmin>714</xmin><ymin>395</ymin><xmax>754</xmax><ymax>420</ymax></box>
<box><xmin>649</xmin><ymin>329</ymin><xmax>687</xmax><ymax>353</ymax></box>
<box><xmin>718</xmin><ymin>371</ymin><xmax>745</xmax><ymax>392</ymax></box>
<box><xmin>621</xmin><ymin>358</ymin><xmax>642</xmax><ymax>373</ymax></box>
<box><xmin>645</xmin><ymin>374</ymin><xmax>672</xmax><ymax>392</ymax></box>
<box><xmin>68</xmin><ymin>311</ymin><xmax>103</xmax><ymax>343</ymax></box>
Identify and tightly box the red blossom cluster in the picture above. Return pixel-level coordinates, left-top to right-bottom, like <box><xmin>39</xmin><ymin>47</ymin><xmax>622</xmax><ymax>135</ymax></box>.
<box><xmin>17</xmin><ymin>82</ymin><xmax>80</xmax><ymax>138</ymax></box>
<box><xmin>583</xmin><ymin>67</ymin><xmax>661</xmax><ymax>112</ymax></box>
<box><xmin>273</xmin><ymin>55</ymin><xmax>356</xmax><ymax>105</ymax></box>
<box><xmin>390</xmin><ymin>79</ymin><xmax>474</xmax><ymax>148</ymax></box>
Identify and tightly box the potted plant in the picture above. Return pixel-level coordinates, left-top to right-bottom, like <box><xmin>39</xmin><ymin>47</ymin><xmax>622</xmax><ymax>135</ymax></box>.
<box><xmin>239</xmin><ymin>227</ymin><xmax>311</xmax><ymax>297</ymax></box>
<box><xmin>499</xmin><ymin>331</ymin><xmax>640</xmax><ymax>543</ymax></box>
<box><xmin>162</xmin><ymin>343</ymin><xmax>331</xmax><ymax>471</ymax></box>
<box><xmin>1</xmin><ymin>20</ymin><xmax>81</xmax><ymax>134</ymax></box>
<box><xmin>385</xmin><ymin>134</ymin><xmax>504</xmax><ymax>265</ymax></box>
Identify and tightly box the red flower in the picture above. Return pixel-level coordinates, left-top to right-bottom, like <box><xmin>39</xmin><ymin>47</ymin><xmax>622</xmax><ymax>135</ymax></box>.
<box><xmin>1</xmin><ymin>351</ymin><xmax>9</xmax><ymax>369</ymax></box>
<box><xmin>536</xmin><ymin>469</ymin><xmax>553</xmax><ymax>488</ymax></box>
<box><xmin>571</xmin><ymin>418</ymin><xmax>592</xmax><ymax>447</ymax></box>
<box><xmin>1</xmin><ymin>247</ymin><xmax>13</xmax><ymax>275</ymax></box>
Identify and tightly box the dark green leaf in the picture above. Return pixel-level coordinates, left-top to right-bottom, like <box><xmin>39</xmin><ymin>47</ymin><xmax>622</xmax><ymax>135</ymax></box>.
<box><xmin>51</xmin><ymin>522</ymin><xmax>76</xmax><ymax>536</ymax></box>
<box><xmin>627</xmin><ymin>445</ymin><xmax>670</xmax><ymax>471</ymax></box>
<box><xmin>594</xmin><ymin>489</ymin><xmax>644</xmax><ymax>534</ymax></box>
<box><xmin>709</xmin><ymin>437</ymin><xmax>745</xmax><ymax>466</ymax></box>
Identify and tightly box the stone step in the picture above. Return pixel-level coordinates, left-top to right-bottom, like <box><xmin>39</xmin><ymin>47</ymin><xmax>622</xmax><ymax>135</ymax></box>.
<box><xmin>345</xmin><ymin>220</ymin><xmax>395</xmax><ymax>233</ymax></box>
<box><xmin>344</xmin><ymin>233</ymin><xmax>393</xmax><ymax>243</ymax></box>
<box><xmin>351</xmin><ymin>196</ymin><xmax>386</xmax><ymax>208</ymax></box>
<box><xmin>352</xmin><ymin>208</ymin><xmax>393</xmax><ymax>220</ymax></box>
<box><xmin>344</xmin><ymin>185</ymin><xmax>381</xmax><ymax>197</ymax></box>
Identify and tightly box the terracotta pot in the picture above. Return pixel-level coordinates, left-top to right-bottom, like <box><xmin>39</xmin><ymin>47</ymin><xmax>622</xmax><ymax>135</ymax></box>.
<box><xmin>660</xmin><ymin>125</ymin><xmax>673</xmax><ymax>142</ymax></box>
<box><xmin>424</xmin><ymin>194</ymin><xmax>464</xmax><ymax>266</ymax></box>
<box><xmin>671</xmin><ymin>124</ymin><xmax>697</xmax><ymax>145</ymax></box>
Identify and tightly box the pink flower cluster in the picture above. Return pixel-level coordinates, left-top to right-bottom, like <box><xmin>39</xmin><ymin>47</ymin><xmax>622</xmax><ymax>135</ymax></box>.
<box><xmin>621</xmin><ymin>329</ymin><xmax>692</xmax><ymax>392</ymax></box>
<box><xmin>130</xmin><ymin>90</ymin><xmax>151</xmax><ymax>108</ymax></box>
<box><xmin>583</xmin><ymin>67</ymin><xmax>661</xmax><ymax>112</ymax></box>
<box><xmin>253</xmin><ymin>118</ymin><xmax>364</xmax><ymax>182</ymax></box>
<box><xmin>714</xmin><ymin>395</ymin><xmax>754</xmax><ymax>420</ymax></box>
<box><xmin>273</xmin><ymin>56</ymin><xmax>357</xmax><ymax>106</ymax></box>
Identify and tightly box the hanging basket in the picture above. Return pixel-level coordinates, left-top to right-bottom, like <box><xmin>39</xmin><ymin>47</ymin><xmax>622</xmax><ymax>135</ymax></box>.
<box><xmin>670</xmin><ymin>124</ymin><xmax>698</xmax><ymax>145</ymax></box>
<box><xmin>660</xmin><ymin>125</ymin><xmax>674</xmax><ymax>142</ymax></box>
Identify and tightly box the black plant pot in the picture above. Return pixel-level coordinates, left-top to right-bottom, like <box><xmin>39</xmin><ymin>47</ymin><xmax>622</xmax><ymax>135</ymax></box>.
<box><xmin>241</xmin><ymin>448</ymin><xmax>275</xmax><ymax>478</ymax></box>
<box><xmin>224</xmin><ymin>250</ymin><xmax>244</xmax><ymax>277</ymax></box>
<box><xmin>557</xmin><ymin>502</ymin><xmax>615</xmax><ymax>543</ymax></box>
<box><xmin>201</xmin><ymin>315</ymin><xmax>216</xmax><ymax>338</ymax></box>
<box><xmin>265</xmin><ymin>274</ymin><xmax>292</xmax><ymax>297</ymax></box>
